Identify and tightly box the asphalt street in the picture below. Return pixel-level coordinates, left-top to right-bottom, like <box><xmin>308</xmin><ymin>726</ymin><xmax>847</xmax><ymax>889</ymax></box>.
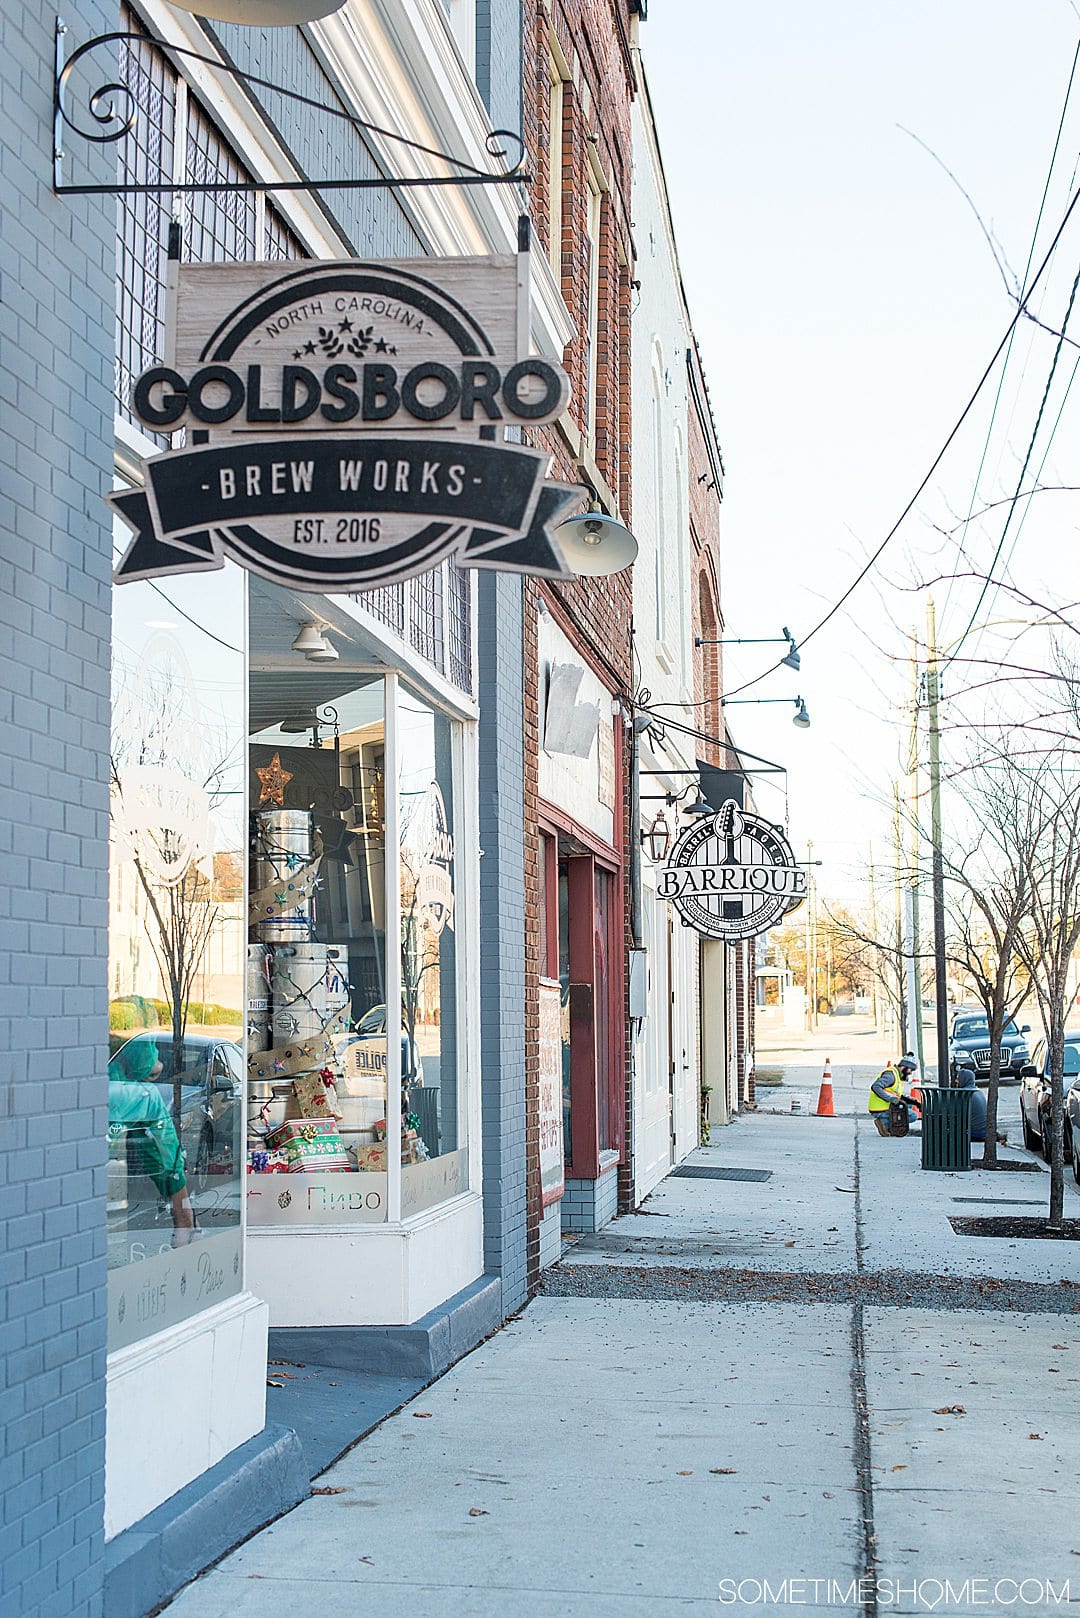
<box><xmin>162</xmin><ymin>1017</ymin><xmax>1080</xmax><ymax>1618</ymax></box>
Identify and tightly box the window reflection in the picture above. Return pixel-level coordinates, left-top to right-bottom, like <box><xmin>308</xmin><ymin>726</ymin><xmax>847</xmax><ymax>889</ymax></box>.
<box><xmin>107</xmin><ymin>567</ymin><xmax>245</xmax><ymax>1347</ymax></box>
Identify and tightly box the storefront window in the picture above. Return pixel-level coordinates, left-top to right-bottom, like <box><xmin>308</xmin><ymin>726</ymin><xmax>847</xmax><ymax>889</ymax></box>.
<box><xmin>398</xmin><ymin>688</ymin><xmax>466</xmax><ymax>1216</ymax></box>
<box><xmin>246</xmin><ymin>669</ymin><xmax>391</xmax><ymax>1225</ymax></box>
<box><xmin>107</xmin><ymin>561</ymin><xmax>245</xmax><ymax>1350</ymax></box>
<box><xmin>245</xmin><ymin>585</ymin><xmax>468</xmax><ymax>1225</ymax></box>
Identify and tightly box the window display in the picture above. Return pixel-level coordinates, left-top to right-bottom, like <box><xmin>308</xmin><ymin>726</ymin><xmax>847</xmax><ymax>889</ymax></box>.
<box><xmin>246</xmin><ymin>676</ymin><xmax>391</xmax><ymax>1223</ymax></box>
<box><xmin>107</xmin><ymin>563</ymin><xmax>245</xmax><ymax>1350</ymax></box>
<box><xmin>245</xmin><ymin>583</ymin><xmax>469</xmax><ymax>1226</ymax></box>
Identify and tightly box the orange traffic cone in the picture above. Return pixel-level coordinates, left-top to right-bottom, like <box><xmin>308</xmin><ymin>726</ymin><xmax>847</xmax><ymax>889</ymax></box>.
<box><xmin>816</xmin><ymin>1058</ymin><xmax>835</xmax><ymax>1117</ymax></box>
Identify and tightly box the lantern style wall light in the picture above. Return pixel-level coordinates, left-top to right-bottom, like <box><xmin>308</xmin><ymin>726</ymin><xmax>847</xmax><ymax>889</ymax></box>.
<box><xmin>643</xmin><ymin>811</ymin><xmax>671</xmax><ymax>863</ymax></box>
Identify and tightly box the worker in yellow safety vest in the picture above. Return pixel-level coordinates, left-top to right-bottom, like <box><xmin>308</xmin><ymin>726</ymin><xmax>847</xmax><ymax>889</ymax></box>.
<box><xmin>867</xmin><ymin>1052</ymin><xmax>921</xmax><ymax>1136</ymax></box>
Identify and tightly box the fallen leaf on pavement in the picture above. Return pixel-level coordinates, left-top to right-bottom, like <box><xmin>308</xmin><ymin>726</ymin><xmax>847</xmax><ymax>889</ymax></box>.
<box><xmin>1029</xmin><ymin>1433</ymin><xmax>1043</xmax><ymax>1440</ymax></box>
<box><xmin>413</xmin><ymin>1411</ymin><xmax>434</xmax><ymax>1419</ymax></box>
<box><xmin>710</xmin><ymin>1468</ymin><xmax>737</xmax><ymax>1475</ymax></box>
<box><xmin>311</xmin><ymin>1486</ymin><xmax>347</xmax><ymax>1495</ymax></box>
<box><xmin>892</xmin><ymin>1465</ymin><xmax>907</xmax><ymax>1472</ymax></box>
<box><xmin>676</xmin><ymin>1470</ymin><xmax>694</xmax><ymax>1476</ymax></box>
<box><xmin>468</xmin><ymin>1507</ymin><xmax>490</xmax><ymax>1517</ymax></box>
<box><xmin>933</xmin><ymin>1405</ymin><xmax>966</xmax><ymax>1415</ymax></box>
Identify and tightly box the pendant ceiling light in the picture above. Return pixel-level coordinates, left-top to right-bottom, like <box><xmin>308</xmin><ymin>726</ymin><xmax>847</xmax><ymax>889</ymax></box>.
<box><xmin>553</xmin><ymin>505</ymin><xmax>638</xmax><ymax>577</ymax></box>
<box><xmin>291</xmin><ymin>621</ymin><xmax>339</xmax><ymax>661</ymax></box>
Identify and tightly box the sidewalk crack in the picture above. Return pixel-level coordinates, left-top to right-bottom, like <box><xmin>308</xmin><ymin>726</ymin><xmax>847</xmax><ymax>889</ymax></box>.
<box><xmin>852</xmin><ymin>1119</ymin><xmax>877</xmax><ymax>1616</ymax></box>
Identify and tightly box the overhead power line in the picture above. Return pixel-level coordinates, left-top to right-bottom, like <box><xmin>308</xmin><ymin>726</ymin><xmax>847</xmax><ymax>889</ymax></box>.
<box><xmin>939</xmin><ymin>36</ymin><xmax>1080</xmax><ymax>638</ymax></box>
<box><xmin>944</xmin><ymin>249</ymin><xmax>1080</xmax><ymax>669</ymax></box>
<box><xmin>723</xmin><ymin>163</ymin><xmax>1080</xmax><ymax>701</ymax></box>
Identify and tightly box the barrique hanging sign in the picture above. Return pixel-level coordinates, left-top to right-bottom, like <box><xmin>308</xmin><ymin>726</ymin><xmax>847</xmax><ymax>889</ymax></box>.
<box><xmin>658</xmin><ymin>800</ymin><xmax>806</xmax><ymax>941</ymax></box>
<box><xmin>110</xmin><ymin>256</ymin><xmax>578</xmax><ymax>589</ymax></box>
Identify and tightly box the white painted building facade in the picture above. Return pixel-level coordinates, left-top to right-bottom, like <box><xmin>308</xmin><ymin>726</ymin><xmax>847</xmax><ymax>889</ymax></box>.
<box><xmin>628</xmin><ymin>66</ymin><xmax>704</xmax><ymax>1202</ymax></box>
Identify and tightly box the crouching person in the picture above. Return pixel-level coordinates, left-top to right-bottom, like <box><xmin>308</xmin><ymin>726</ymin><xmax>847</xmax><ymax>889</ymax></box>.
<box><xmin>868</xmin><ymin>1052</ymin><xmax>921</xmax><ymax>1136</ymax></box>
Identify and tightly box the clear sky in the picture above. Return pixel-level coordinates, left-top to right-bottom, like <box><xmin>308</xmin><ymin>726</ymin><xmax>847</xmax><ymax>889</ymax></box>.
<box><xmin>641</xmin><ymin>1</ymin><xmax>1080</xmax><ymax>906</ymax></box>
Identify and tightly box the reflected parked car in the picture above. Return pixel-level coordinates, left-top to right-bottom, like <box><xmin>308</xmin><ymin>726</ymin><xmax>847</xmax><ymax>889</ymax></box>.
<box><xmin>1018</xmin><ymin>1034</ymin><xmax>1080</xmax><ymax>1165</ymax></box>
<box><xmin>111</xmin><ymin>1030</ymin><xmax>243</xmax><ymax>1186</ymax></box>
<box><xmin>335</xmin><ymin>1005</ymin><xmax>423</xmax><ymax>1090</ymax></box>
<box><xmin>948</xmin><ymin>1013</ymin><xmax>1032</xmax><ymax>1083</ymax></box>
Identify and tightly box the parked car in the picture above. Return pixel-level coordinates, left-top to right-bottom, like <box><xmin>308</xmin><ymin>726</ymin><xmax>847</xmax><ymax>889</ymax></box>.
<box><xmin>1018</xmin><ymin>1034</ymin><xmax>1080</xmax><ymax>1166</ymax></box>
<box><xmin>110</xmin><ymin>1030</ymin><xmax>243</xmax><ymax>1187</ymax></box>
<box><xmin>1065</xmin><ymin>1071</ymin><xmax>1080</xmax><ymax>1185</ymax></box>
<box><xmin>948</xmin><ymin>1013</ymin><xmax>1032</xmax><ymax>1083</ymax></box>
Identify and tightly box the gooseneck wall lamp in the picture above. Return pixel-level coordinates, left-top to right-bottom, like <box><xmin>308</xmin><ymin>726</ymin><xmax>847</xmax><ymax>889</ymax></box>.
<box><xmin>722</xmin><ymin>695</ymin><xmax>811</xmax><ymax>730</ymax></box>
<box><xmin>695</xmin><ymin>627</ymin><xmax>801</xmax><ymax>672</ymax></box>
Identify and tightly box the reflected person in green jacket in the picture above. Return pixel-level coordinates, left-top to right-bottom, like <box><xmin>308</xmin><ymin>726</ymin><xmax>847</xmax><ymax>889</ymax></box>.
<box><xmin>108</xmin><ymin>1036</ymin><xmax>195</xmax><ymax>1242</ymax></box>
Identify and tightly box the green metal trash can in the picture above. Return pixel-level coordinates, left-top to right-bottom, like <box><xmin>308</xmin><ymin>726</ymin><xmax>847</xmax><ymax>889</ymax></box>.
<box><xmin>920</xmin><ymin>1086</ymin><xmax>973</xmax><ymax>1172</ymax></box>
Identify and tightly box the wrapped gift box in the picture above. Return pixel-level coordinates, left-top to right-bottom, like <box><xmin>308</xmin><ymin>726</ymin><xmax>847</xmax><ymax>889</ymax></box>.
<box><xmin>354</xmin><ymin>1144</ymin><xmax>387</xmax><ymax>1172</ymax></box>
<box><xmin>291</xmin><ymin>1071</ymin><xmax>343</xmax><ymax>1120</ymax></box>
<box><xmin>266</xmin><ymin>1117</ymin><xmax>351</xmax><ymax>1172</ymax></box>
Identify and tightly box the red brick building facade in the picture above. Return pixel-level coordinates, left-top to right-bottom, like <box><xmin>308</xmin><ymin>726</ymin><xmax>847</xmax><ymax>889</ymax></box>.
<box><xmin>521</xmin><ymin>0</ymin><xmax>639</xmax><ymax>1275</ymax></box>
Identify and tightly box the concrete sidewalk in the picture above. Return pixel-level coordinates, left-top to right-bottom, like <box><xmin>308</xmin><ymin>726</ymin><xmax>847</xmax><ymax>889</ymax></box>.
<box><xmin>163</xmin><ymin>1018</ymin><xmax>1080</xmax><ymax>1618</ymax></box>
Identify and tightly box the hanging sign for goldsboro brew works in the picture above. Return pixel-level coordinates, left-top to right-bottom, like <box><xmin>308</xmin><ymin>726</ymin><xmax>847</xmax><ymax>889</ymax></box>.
<box><xmin>658</xmin><ymin>799</ymin><xmax>806</xmax><ymax>942</ymax></box>
<box><xmin>110</xmin><ymin>256</ymin><xmax>579</xmax><ymax>589</ymax></box>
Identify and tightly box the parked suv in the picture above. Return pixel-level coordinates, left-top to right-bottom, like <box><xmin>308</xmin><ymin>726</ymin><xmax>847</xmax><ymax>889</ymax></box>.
<box><xmin>948</xmin><ymin>1013</ymin><xmax>1032</xmax><ymax>1083</ymax></box>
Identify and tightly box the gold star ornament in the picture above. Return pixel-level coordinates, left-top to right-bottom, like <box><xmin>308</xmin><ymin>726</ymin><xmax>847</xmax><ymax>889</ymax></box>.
<box><xmin>257</xmin><ymin>752</ymin><xmax>293</xmax><ymax>806</ymax></box>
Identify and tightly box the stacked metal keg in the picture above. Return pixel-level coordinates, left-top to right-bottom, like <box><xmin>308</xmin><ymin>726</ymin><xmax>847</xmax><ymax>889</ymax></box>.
<box><xmin>247</xmin><ymin>808</ymin><xmax>349</xmax><ymax>1138</ymax></box>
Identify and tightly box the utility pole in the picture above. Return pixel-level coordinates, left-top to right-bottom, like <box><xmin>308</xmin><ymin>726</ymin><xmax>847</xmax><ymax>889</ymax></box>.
<box><xmin>804</xmin><ymin>839</ymin><xmax>816</xmax><ymax>1030</ymax></box>
<box><xmin>907</xmin><ymin>638</ymin><xmax>925</xmax><ymax>1074</ymax></box>
<box><xmin>868</xmin><ymin>839</ymin><xmax>880</xmax><ymax>1032</ymax></box>
<box><xmin>893</xmin><ymin>781</ymin><xmax>907</xmax><ymax>1054</ymax></box>
<box><xmin>927</xmin><ymin>595</ymin><xmax>950</xmax><ymax>1085</ymax></box>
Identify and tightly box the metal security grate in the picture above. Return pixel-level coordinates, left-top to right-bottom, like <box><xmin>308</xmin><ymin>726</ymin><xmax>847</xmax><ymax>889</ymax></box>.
<box><xmin>671</xmin><ymin>1166</ymin><xmax>773</xmax><ymax>1183</ymax></box>
<box><xmin>115</xmin><ymin>15</ymin><xmax>176</xmax><ymax>429</ymax></box>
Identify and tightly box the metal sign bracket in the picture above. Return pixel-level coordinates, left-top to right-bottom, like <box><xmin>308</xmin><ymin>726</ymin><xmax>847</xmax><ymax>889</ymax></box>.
<box><xmin>52</xmin><ymin>18</ymin><xmax>531</xmax><ymax>199</ymax></box>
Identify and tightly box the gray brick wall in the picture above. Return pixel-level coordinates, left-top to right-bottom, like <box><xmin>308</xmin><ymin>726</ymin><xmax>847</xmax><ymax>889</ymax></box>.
<box><xmin>477</xmin><ymin>569</ymin><xmax>529</xmax><ymax>1311</ymax></box>
<box><xmin>0</xmin><ymin>3</ymin><xmax>115</xmax><ymax>1615</ymax></box>
<box><xmin>475</xmin><ymin>6</ymin><xmax>528</xmax><ymax>1314</ymax></box>
<box><xmin>476</xmin><ymin>0</ymin><xmax>524</xmax><ymax>135</ymax></box>
<box><xmin>207</xmin><ymin>22</ymin><xmax>424</xmax><ymax>257</ymax></box>
<box><xmin>561</xmin><ymin>1168</ymin><xmax>619</xmax><ymax>1233</ymax></box>
<box><xmin>538</xmin><ymin>1198</ymin><xmax>561</xmax><ymax>1269</ymax></box>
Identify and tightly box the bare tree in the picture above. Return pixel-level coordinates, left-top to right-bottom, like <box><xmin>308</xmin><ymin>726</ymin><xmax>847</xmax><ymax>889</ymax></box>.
<box><xmin>943</xmin><ymin>868</ymin><xmax>1030</xmax><ymax>1167</ymax></box>
<box><xmin>1003</xmin><ymin>748</ymin><xmax>1080</xmax><ymax>1229</ymax></box>
<box><xmin>111</xmin><ymin>757</ymin><xmax>222</xmax><ymax>1128</ymax></box>
<box><xmin>824</xmin><ymin>904</ymin><xmax>914</xmax><ymax>1054</ymax></box>
<box><xmin>110</xmin><ymin>648</ymin><xmax>231</xmax><ymax>1130</ymax></box>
